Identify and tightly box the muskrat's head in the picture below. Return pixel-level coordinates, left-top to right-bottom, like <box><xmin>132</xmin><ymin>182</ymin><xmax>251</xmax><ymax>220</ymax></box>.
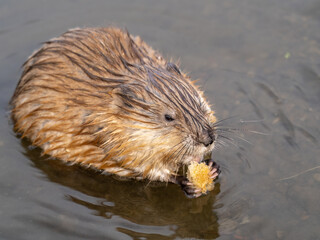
<box><xmin>103</xmin><ymin>61</ymin><xmax>217</xmax><ymax>180</ymax></box>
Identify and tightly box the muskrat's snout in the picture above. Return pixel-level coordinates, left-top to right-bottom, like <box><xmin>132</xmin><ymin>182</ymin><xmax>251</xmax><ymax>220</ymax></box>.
<box><xmin>198</xmin><ymin>128</ymin><xmax>215</xmax><ymax>147</ymax></box>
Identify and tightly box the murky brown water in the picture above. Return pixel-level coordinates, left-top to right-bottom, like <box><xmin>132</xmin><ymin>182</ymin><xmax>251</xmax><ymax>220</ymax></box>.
<box><xmin>1</xmin><ymin>0</ymin><xmax>320</xmax><ymax>239</ymax></box>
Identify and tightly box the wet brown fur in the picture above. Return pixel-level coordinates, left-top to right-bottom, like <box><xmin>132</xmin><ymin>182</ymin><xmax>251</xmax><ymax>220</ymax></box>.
<box><xmin>11</xmin><ymin>27</ymin><xmax>217</xmax><ymax>182</ymax></box>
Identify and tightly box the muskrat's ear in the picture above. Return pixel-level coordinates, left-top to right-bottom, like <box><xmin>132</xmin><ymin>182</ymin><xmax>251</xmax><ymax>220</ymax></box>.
<box><xmin>166</xmin><ymin>62</ymin><xmax>181</xmax><ymax>75</ymax></box>
<box><xmin>113</xmin><ymin>85</ymin><xmax>148</xmax><ymax>109</ymax></box>
<box><xmin>118</xmin><ymin>86</ymin><xmax>138</xmax><ymax>99</ymax></box>
<box><xmin>112</xmin><ymin>86</ymin><xmax>137</xmax><ymax>108</ymax></box>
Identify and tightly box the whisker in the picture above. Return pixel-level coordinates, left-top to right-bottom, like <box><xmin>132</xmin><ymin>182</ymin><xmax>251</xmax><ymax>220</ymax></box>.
<box><xmin>215</xmin><ymin>139</ymin><xmax>230</xmax><ymax>149</ymax></box>
<box><xmin>180</xmin><ymin>139</ymin><xmax>193</xmax><ymax>159</ymax></box>
<box><xmin>179</xmin><ymin>144</ymin><xmax>192</xmax><ymax>176</ymax></box>
<box><xmin>166</xmin><ymin>140</ymin><xmax>186</xmax><ymax>161</ymax></box>
<box><xmin>215</xmin><ymin>137</ymin><xmax>251</xmax><ymax>169</ymax></box>
<box><xmin>246</xmin><ymin>130</ymin><xmax>270</xmax><ymax>136</ymax></box>
<box><xmin>216</xmin><ymin>127</ymin><xmax>269</xmax><ymax>136</ymax></box>
<box><xmin>217</xmin><ymin>135</ymin><xmax>239</xmax><ymax>148</ymax></box>
<box><xmin>239</xmin><ymin>118</ymin><xmax>265</xmax><ymax>123</ymax></box>
<box><xmin>218</xmin><ymin>131</ymin><xmax>253</xmax><ymax>145</ymax></box>
<box><xmin>212</xmin><ymin>115</ymin><xmax>239</xmax><ymax>127</ymax></box>
<box><xmin>231</xmin><ymin>134</ymin><xmax>252</xmax><ymax>145</ymax></box>
<box><xmin>216</xmin><ymin>127</ymin><xmax>248</xmax><ymax>132</ymax></box>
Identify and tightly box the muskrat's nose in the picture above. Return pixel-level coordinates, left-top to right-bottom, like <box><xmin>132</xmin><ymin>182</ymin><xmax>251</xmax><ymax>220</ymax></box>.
<box><xmin>200</xmin><ymin>129</ymin><xmax>215</xmax><ymax>147</ymax></box>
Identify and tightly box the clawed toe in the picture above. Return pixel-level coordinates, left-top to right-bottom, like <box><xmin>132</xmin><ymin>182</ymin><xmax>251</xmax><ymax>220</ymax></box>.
<box><xmin>173</xmin><ymin>176</ymin><xmax>205</xmax><ymax>198</ymax></box>
<box><xmin>182</xmin><ymin>185</ymin><xmax>203</xmax><ymax>198</ymax></box>
<box><xmin>205</xmin><ymin>159</ymin><xmax>221</xmax><ymax>179</ymax></box>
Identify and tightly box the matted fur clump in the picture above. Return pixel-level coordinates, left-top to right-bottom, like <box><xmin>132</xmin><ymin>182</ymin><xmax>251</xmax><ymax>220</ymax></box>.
<box><xmin>11</xmin><ymin>27</ymin><xmax>219</xmax><ymax>197</ymax></box>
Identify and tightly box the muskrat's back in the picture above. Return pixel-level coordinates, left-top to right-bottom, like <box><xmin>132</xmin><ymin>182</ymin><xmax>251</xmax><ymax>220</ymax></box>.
<box><xmin>11</xmin><ymin>27</ymin><xmax>218</xmax><ymax>193</ymax></box>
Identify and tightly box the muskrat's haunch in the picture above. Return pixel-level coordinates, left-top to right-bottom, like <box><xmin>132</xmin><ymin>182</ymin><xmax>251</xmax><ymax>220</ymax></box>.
<box><xmin>11</xmin><ymin>27</ymin><xmax>220</xmax><ymax>198</ymax></box>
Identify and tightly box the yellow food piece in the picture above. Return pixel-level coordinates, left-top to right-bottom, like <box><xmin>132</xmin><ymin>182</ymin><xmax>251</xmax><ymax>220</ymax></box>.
<box><xmin>187</xmin><ymin>162</ymin><xmax>214</xmax><ymax>193</ymax></box>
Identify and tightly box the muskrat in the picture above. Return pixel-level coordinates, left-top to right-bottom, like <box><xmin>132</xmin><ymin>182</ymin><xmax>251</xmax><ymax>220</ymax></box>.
<box><xmin>10</xmin><ymin>27</ymin><xmax>220</xmax><ymax>198</ymax></box>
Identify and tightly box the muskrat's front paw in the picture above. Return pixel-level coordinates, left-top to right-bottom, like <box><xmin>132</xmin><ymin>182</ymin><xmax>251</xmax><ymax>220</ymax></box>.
<box><xmin>175</xmin><ymin>176</ymin><xmax>204</xmax><ymax>198</ymax></box>
<box><xmin>205</xmin><ymin>159</ymin><xmax>221</xmax><ymax>181</ymax></box>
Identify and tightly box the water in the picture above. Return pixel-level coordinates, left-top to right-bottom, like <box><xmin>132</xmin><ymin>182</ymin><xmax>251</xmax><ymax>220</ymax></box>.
<box><xmin>1</xmin><ymin>0</ymin><xmax>320</xmax><ymax>239</ymax></box>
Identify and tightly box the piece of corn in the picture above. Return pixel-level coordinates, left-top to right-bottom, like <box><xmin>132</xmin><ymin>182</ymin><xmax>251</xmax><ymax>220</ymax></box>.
<box><xmin>187</xmin><ymin>162</ymin><xmax>214</xmax><ymax>193</ymax></box>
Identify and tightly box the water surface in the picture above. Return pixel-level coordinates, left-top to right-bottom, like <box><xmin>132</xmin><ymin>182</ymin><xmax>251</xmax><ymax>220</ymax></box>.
<box><xmin>1</xmin><ymin>0</ymin><xmax>320</xmax><ymax>239</ymax></box>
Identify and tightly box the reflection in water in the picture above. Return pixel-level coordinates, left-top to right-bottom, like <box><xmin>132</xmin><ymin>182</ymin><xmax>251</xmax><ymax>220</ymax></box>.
<box><xmin>20</xmin><ymin>138</ymin><xmax>221</xmax><ymax>239</ymax></box>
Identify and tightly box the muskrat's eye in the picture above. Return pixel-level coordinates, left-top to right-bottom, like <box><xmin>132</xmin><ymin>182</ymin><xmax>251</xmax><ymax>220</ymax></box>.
<box><xmin>164</xmin><ymin>114</ymin><xmax>175</xmax><ymax>122</ymax></box>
